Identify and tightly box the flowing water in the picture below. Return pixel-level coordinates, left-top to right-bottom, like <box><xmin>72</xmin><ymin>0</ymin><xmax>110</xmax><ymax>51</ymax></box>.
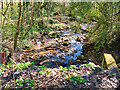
<box><xmin>34</xmin><ymin>23</ymin><xmax>88</xmax><ymax>68</ymax></box>
<box><xmin>50</xmin><ymin>29</ymin><xmax>84</xmax><ymax>64</ymax></box>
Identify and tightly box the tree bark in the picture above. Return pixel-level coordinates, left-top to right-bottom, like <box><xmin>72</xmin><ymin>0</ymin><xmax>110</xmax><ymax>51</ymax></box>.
<box><xmin>63</xmin><ymin>2</ymin><xmax>65</xmax><ymax>15</ymax></box>
<box><xmin>24</xmin><ymin>0</ymin><xmax>27</xmax><ymax>24</ymax></box>
<box><xmin>2</xmin><ymin>3</ymin><xmax>10</xmax><ymax>26</ymax></box>
<box><xmin>39</xmin><ymin>2</ymin><xmax>41</xmax><ymax>21</ymax></box>
<box><xmin>14</xmin><ymin>1</ymin><xmax>22</xmax><ymax>51</ymax></box>
<box><xmin>31</xmin><ymin>2</ymin><xmax>34</xmax><ymax>24</ymax></box>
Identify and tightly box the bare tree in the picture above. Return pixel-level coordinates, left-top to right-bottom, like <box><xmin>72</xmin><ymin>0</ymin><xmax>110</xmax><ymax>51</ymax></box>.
<box><xmin>31</xmin><ymin>2</ymin><xmax>34</xmax><ymax>24</ymax></box>
<box><xmin>24</xmin><ymin>0</ymin><xmax>27</xmax><ymax>24</ymax></box>
<box><xmin>14</xmin><ymin>1</ymin><xmax>22</xmax><ymax>51</ymax></box>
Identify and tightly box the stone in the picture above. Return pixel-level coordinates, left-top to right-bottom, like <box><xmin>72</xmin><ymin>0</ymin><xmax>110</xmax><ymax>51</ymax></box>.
<box><xmin>76</xmin><ymin>36</ymin><xmax>81</xmax><ymax>42</ymax></box>
<box><xmin>64</xmin><ymin>39</ymin><xmax>69</xmax><ymax>41</ymax></box>
<box><xmin>55</xmin><ymin>38</ymin><xmax>59</xmax><ymax>42</ymax></box>
<box><xmin>74</xmin><ymin>50</ymin><xmax>78</xmax><ymax>53</ymax></box>
<box><xmin>83</xmin><ymin>34</ymin><xmax>88</xmax><ymax>37</ymax></box>
<box><xmin>14</xmin><ymin>71</ymin><xmax>21</xmax><ymax>75</ymax></box>
<box><xmin>81</xmin><ymin>36</ymin><xmax>86</xmax><ymax>40</ymax></box>
<box><xmin>60</xmin><ymin>56</ymin><xmax>65</xmax><ymax>59</ymax></box>
<box><xmin>79</xmin><ymin>37</ymin><xmax>83</xmax><ymax>43</ymax></box>
<box><xmin>61</xmin><ymin>41</ymin><xmax>69</xmax><ymax>46</ymax></box>
<box><xmin>41</xmin><ymin>41</ymin><xmax>45</xmax><ymax>43</ymax></box>
<box><xmin>68</xmin><ymin>58</ymin><xmax>73</xmax><ymax>61</ymax></box>
<box><xmin>71</xmin><ymin>52</ymin><xmax>74</xmax><ymax>56</ymax></box>
<box><xmin>45</xmin><ymin>47</ymin><xmax>53</xmax><ymax>50</ymax></box>
<box><xmin>64</xmin><ymin>49</ymin><xmax>69</xmax><ymax>52</ymax></box>
<box><xmin>77</xmin><ymin>55</ymin><xmax>84</xmax><ymax>60</ymax></box>
<box><xmin>75</xmin><ymin>59</ymin><xmax>80</xmax><ymax>62</ymax></box>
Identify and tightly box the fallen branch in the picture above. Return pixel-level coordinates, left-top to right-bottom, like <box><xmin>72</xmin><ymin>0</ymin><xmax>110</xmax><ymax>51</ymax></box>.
<box><xmin>10</xmin><ymin>58</ymin><xmax>25</xmax><ymax>74</ymax></box>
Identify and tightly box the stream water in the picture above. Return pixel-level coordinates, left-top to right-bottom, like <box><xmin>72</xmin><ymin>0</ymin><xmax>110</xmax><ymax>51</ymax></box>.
<box><xmin>34</xmin><ymin>23</ymin><xmax>88</xmax><ymax>68</ymax></box>
<box><xmin>51</xmin><ymin>29</ymin><xmax>84</xmax><ymax>64</ymax></box>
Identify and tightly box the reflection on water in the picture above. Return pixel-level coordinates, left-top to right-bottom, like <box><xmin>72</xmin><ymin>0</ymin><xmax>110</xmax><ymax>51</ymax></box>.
<box><xmin>50</xmin><ymin>29</ymin><xmax>84</xmax><ymax>64</ymax></box>
<box><xmin>35</xmin><ymin>24</ymin><xmax>88</xmax><ymax>67</ymax></box>
<box><xmin>80</xmin><ymin>23</ymin><xmax>87</xmax><ymax>30</ymax></box>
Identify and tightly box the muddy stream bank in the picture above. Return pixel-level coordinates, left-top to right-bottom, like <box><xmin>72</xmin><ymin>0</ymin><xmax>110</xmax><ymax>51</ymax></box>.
<box><xmin>1</xmin><ymin>23</ymin><xmax>120</xmax><ymax>89</ymax></box>
<box><xmin>23</xmin><ymin>25</ymin><xmax>89</xmax><ymax>68</ymax></box>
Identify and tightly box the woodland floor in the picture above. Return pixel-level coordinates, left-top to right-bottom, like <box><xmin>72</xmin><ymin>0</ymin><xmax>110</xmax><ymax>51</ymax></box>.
<box><xmin>0</xmin><ymin>62</ymin><xmax>120</xmax><ymax>89</ymax></box>
<box><xmin>1</xmin><ymin>15</ymin><xmax>120</xmax><ymax>89</ymax></box>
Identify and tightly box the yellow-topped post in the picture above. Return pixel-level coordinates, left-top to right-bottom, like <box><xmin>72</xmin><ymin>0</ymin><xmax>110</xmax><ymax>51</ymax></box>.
<box><xmin>103</xmin><ymin>53</ymin><xmax>120</xmax><ymax>75</ymax></box>
<box><xmin>104</xmin><ymin>53</ymin><xmax>118</xmax><ymax>69</ymax></box>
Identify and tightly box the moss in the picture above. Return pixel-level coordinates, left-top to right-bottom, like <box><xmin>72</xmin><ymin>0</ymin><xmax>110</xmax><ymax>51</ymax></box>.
<box><xmin>76</xmin><ymin>36</ymin><xmax>81</xmax><ymax>42</ymax></box>
<box><xmin>77</xmin><ymin>55</ymin><xmax>84</xmax><ymax>60</ymax></box>
<box><xmin>61</xmin><ymin>41</ymin><xmax>69</xmax><ymax>46</ymax></box>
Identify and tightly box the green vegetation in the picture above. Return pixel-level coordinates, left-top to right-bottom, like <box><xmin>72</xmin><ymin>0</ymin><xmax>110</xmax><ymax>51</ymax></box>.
<box><xmin>1</xmin><ymin>2</ymin><xmax>119</xmax><ymax>63</ymax></box>
<box><xmin>39</xmin><ymin>65</ymin><xmax>45</xmax><ymax>70</ymax></box>
<box><xmin>69</xmin><ymin>65</ymin><xmax>76</xmax><ymax>69</ymax></box>
<box><xmin>49</xmin><ymin>32</ymin><xmax>60</xmax><ymax>38</ymax></box>
<box><xmin>59</xmin><ymin>66</ymin><xmax>68</xmax><ymax>72</ymax></box>
<box><xmin>65</xmin><ymin>74</ymin><xmax>86</xmax><ymax>85</ymax></box>
<box><xmin>38</xmin><ymin>65</ymin><xmax>50</xmax><ymax>75</ymax></box>
<box><xmin>0</xmin><ymin>61</ymin><xmax>34</xmax><ymax>71</ymax></box>
<box><xmin>84</xmin><ymin>62</ymin><xmax>100</xmax><ymax>70</ymax></box>
<box><xmin>16</xmin><ymin>78</ymin><xmax>24</xmax><ymax>88</ymax></box>
<box><xmin>1</xmin><ymin>1</ymin><xmax>119</xmax><ymax>89</ymax></box>
<box><xmin>15</xmin><ymin>77</ymin><xmax>36</xmax><ymax>89</ymax></box>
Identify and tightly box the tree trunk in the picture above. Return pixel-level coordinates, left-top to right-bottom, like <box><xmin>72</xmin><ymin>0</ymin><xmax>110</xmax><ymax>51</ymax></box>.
<box><xmin>39</xmin><ymin>2</ymin><xmax>41</xmax><ymax>21</ymax></box>
<box><xmin>31</xmin><ymin>2</ymin><xmax>34</xmax><ymax>24</ymax></box>
<box><xmin>63</xmin><ymin>2</ymin><xmax>65</xmax><ymax>15</ymax></box>
<box><xmin>24</xmin><ymin>0</ymin><xmax>27</xmax><ymax>24</ymax></box>
<box><xmin>2</xmin><ymin>3</ymin><xmax>10</xmax><ymax>26</ymax></box>
<box><xmin>13</xmin><ymin>1</ymin><xmax>22</xmax><ymax>51</ymax></box>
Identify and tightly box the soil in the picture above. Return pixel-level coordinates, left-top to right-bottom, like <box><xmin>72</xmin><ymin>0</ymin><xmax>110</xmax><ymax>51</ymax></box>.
<box><xmin>82</xmin><ymin>36</ymin><xmax>120</xmax><ymax>68</ymax></box>
<box><xmin>1</xmin><ymin>63</ymin><xmax>119</xmax><ymax>89</ymax></box>
<box><xmin>1</xmin><ymin>16</ymin><xmax>120</xmax><ymax>89</ymax></box>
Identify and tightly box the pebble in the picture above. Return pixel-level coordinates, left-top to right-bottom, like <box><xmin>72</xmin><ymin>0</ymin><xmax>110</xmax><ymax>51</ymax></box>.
<box><xmin>52</xmin><ymin>71</ymin><xmax>56</xmax><ymax>76</ymax></box>
<box><xmin>14</xmin><ymin>71</ymin><xmax>21</xmax><ymax>75</ymax></box>
<box><xmin>2</xmin><ymin>29</ymin><xmax>119</xmax><ymax>89</ymax></box>
<box><xmin>110</xmin><ymin>77</ymin><xmax>118</xmax><ymax>83</ymax></box>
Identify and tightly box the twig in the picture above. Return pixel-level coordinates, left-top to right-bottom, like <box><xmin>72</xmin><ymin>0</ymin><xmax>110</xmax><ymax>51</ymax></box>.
<box><xmin>1</xmin><ymin>80</ymin><xmax>11</xmax><ymax>89</ymax></box>
<box><xmin>39</xmin><ymin>75</ymin><xmax>59</xmax><ymax>87</ymax></box>
<box><xmin>12</xmin><ymin>63</ymin><xmax>15</xmax><ymax>89</ymax></box>
<box><xmin>1</xmin><ymin>12</ymin><xmax>14</xmax><ymax>25</ymax></box>
<box><xmin>10</xmin><ymin>58</ymin><xmax>25</xmax><ymax>73</ymax></box>
<box><xmin>2</xmin><ymin>44</ymin><xmax>12</xmax><ymax>52</ymax></box>
<box><xmin>2</xmin><ymin>3</ymin><xmax>10</xmax><ymax>26</ymax></box>
<box><xmin>2</xmin><ymin>3</ymin><xmax>10</xmax><ymax>16</ymax></box>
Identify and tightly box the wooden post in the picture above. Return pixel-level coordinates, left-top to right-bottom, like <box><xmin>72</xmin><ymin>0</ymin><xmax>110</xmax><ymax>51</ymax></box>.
<box><xmin>103</xmin><ymin>53</ymin><xmax>120</xmax><ymax>76</ymax></box>
<box><xmin>104</xmin><ymin>53</ymin><xmax>118</xmax><ymax>69</ymax></box>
